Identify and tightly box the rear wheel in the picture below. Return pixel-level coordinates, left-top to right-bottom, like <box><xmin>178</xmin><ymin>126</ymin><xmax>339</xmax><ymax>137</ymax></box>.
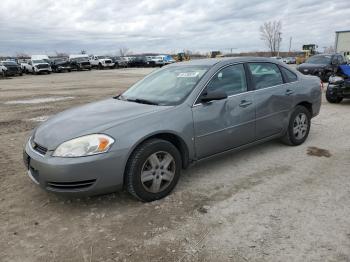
<box><xmin>125</xmin><ymin>139</ymin><xmax>181</xmax><ymax>202</ymax></box>
<box><xmin>281</xmin><ymin>106</ymin><xmax>311</xmax><ymax>146</ymax></box>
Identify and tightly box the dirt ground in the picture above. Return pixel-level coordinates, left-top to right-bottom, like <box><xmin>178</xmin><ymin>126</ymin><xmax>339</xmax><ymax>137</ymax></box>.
<box><xmin>0</xmin><ymin>69</ymin><xmax>350</xmax><ymax>262</ymax></box>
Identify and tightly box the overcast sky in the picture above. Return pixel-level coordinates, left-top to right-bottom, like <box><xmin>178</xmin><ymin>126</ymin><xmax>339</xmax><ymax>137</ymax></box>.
<box><xmin>0</xmin><ymin>0</ymin><xmax>349</xmax><ymax>56</ymax></box>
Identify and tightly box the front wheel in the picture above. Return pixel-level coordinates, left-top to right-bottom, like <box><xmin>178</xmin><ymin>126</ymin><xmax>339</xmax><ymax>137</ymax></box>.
<box><xmin>125</xmin><ymin>139</ymin><xmax>182</xmax><ymax>202</ymax></box>
<box><xmin>326</xmin><ymin>89</ymin><xmax>343</xmax><ymax>103</ymax></box>
<box><xmin>281</xmin><ymin>106</ymin><xmax>311</xmax><ymax>146</ymax></box>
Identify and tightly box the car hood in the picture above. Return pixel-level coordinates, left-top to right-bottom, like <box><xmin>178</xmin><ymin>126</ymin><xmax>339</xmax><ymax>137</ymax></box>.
<box><xmin>297</xmin><ymin>63</ymin><xmax>327</xmax><ymax>70</ymax></box>
<box><xmin>33</xmin><ymin>98</ymin><xmax>170</xmax><ymax>150</ymax></box>
<box><xmin>55</xmin><ymin>61</ymin><xmax>70</xmax><ymax>66</ymax></box>
<box><xmin>33</xmin><ymin>63</ymin><xmax>49</xmax><ymax>66</ymax></box>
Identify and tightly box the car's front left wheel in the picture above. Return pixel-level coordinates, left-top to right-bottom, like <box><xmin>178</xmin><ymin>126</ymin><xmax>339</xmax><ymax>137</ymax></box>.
<box><xmin>125</xmin><ymin>139</ymin><xmax>182</xmax><ymax>202</ymax></box>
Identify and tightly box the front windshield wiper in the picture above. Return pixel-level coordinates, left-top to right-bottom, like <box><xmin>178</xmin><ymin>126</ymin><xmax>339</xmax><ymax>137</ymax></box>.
<box><xmin>113</xmin><ymin>94</ymin><xmax>159</xmax><ymax>105</ymax></box>
<box><xmin>126</xmin><ymin>98</ymin><xmax>159</xmax><ymax>105</ymax></box>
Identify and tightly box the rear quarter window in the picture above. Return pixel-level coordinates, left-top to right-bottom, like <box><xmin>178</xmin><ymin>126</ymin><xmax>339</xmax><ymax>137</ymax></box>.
<box><xmin>280</xmin><ymin>66</ymin><xmax>298</xmax><ymax>83</ymax></box>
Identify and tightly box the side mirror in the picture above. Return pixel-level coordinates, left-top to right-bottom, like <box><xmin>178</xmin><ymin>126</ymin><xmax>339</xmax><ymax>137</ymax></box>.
<box><xmin>200</xmin><ymin>90</ymin><xmax>227</xmax><ymax>103</ymax></box>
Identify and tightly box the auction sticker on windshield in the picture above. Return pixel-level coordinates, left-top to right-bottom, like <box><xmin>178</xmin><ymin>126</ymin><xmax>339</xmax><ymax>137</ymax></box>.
<box><xmin>177</xmin><ymin>72</ymin><xmax>200</xmax><ymax>78</ymax></box>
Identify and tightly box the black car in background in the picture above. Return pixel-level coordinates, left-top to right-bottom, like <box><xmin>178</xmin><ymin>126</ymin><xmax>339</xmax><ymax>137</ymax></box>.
<box><xmin>51</xmin><ymin>58</ymin><xmax>72</xmax><ymax>73</ymax></box>
<box><xmin>111</xmin><ymin>56</ymin><xmax>128</xmax><ymax>68</ymax></box>
<box><xmin>69</xmin><ymin>57</ymin><xmax>92</xmax><ymax>71</ymax></box>
<box><xmin>297</xmin><ymin>54</ymin><xmax>346</xmax><ymax>82</ymax></box>
<box><xmin>0</xmin><ymin>61</ymin><xmax>23</xmax><ymax>76</ymax></box>
<box><xmin>128</xmin><ymin>56</ymin><xmax>155</xmax><ymax>67</ymax></box>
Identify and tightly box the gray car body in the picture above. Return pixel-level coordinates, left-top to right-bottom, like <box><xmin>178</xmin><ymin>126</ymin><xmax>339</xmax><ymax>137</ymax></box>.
<box><xmin>24</xmin><ymin>57</ymin><xmax>321</xmax><ymax>195</ymax></box>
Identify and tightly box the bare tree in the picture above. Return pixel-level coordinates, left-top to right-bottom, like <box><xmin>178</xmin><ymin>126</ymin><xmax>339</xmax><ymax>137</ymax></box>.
<box><xmin>55</xmin><ymin>51</ymin><xmax>68</xmax><ymax>57</ymax></box>
<box><xmin>119</xmin><ymin>47</ymin><xmax>129</xmax><ymax>57</ymax></box>
<box><xmin>260</xmin><ymin>20</ymin><xmax>282</xmax><ymax>56</ymax></box>
<box><xmin>324</xmin><ymin>46</ymin><xmax>335</xmax><ymax>54</ymax></box>
<box><xmin>15</xmin><ymin>52</ymin><xmax>30</xmax><ymax>59</ymax></box>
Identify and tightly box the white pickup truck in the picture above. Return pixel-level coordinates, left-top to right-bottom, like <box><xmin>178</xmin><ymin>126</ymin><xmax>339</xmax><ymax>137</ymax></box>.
<box><xmin>21</xmin><ymin>55</ymin><xmax>52</xmax><ymax>74</ymax></box>
<box><xmin>89</xmin><ymin>55</ymin><xmax>114</xmax><ymax>69</ymax></box>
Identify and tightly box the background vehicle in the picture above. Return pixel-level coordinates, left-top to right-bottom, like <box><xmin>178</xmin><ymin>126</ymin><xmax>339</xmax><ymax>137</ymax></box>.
<box><xmin>174</xmin><ymin>52</ymin><xmax>190</xmax><ymax>62</ymax></box>
<box><xmin>271</xmin><ymin>56</ymin><xmax>283</xmax><ymax>61</ymax></box>
<box><xmin>111</xmin><ymin>56</ymin><xmax>128</xmax><ymax>68</ymax></box>
<box><xmin>69</xmin><ymin>55</ymin><xmax>91</xmax><ymax>71</ymax></box>
<box><xmin>23</xmin><ymin>57</ymin><xmax>321</xmax><ymax>202</ymax></box>
<box><xmin>31</xmin><ymin>55</ymin><xmax>51</xmax><ymax>64</ymax></box>
<box><xmin>283</xmin><ymin>57</ymin><xmax>296</xmax><ymax>64</ymax></box>
<box><xmin>89</xmin><ymin>55</ymin><xmax>114</xmax><ymax>69</ymax></box>
<box><xmin>0</xmin><ymin>64</ymin><xmax>7</xmax><ymax>77</ymax></box>
<box><xmin>21</xmin><ymin>59</ymin><xmax>52</xmax><ymax>74</ymax></box>
<box><xmin>153</xmin><ymin>55</ymin><xmax>176</xmax><ymax>66</ymax></box>
<box><xmin>296</xmin><ymin>44</ymin><xmax>317</xmax><ymax>64</ymax></box>
<box><xmin>51</xmin><ymin>58</ymin><xmax>71</xmax><ymax>73</ymax></box>
<box><xmin>0</xmin><ymin>61</ymin><xmax>22</xmax><ymax>76</ymax></box>
<box><xmin>326</xmin><ymin>65</ymin><xmax>350</xmax><ymax>103</ymax></box>
<box><xmin>297</xmin><ymin>54</ymin><xmax>346</xmax><ymax>82</ymax></box>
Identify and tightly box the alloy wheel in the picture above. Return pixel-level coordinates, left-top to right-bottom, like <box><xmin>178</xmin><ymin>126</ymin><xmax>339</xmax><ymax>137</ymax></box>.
<box><xmin>293</xmin><ymin>113</ymin><xmax>308</xmax><ymax>140</ymax></box>
<box><xmin>140</xmin><ymin>151</ymin><xmax>175</xmax><ymax>193</ymax></box>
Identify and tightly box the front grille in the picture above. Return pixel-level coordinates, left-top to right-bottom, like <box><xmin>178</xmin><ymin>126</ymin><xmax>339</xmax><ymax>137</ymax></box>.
<box><xmin>33</xmin><ymin>143</ymin><xmax>48</xmax><ymax>155</ymax></box>
<box><xmin>105</xmin><ymin>60</ymin><xmax>111</xmax><ymax>64</ymax></box>
<box><xmin>46</xmin><ymin>179</ymin><xmax>96</xmax><ymax>190</ymax></box>
<box><xmin>8</xmin><ymin>66</ymin><xmax>19</xmax><ymax>72</ymax></box>
<box><xmin>81</xmin><ymin>62</ymin><xmax>90</xmax><ymax>66</ymax></box>
<box><xmin>36</xmin><ymin>64</ymin><xmax>49</xmax><ymax>69</ymax></box>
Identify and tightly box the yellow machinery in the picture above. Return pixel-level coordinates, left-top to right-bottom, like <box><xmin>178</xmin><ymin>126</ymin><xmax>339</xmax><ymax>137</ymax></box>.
<box><xmin>174</xmin><ymin>53</ymin><xmax>190</xmax><ymax>62</ymax></box>
<box><xmin>296</xmin><ymin>44</ymin><xmax>317</xmax><ymax>64</ymax></box>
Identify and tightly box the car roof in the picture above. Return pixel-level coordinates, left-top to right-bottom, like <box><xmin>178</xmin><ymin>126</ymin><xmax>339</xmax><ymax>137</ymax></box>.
<box><xmin>167</xmin><ymin>57</ymin><xmax>284</xmax><ymax>67</ymax></box>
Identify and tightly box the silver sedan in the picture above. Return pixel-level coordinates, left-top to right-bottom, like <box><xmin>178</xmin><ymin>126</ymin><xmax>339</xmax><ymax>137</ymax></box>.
<box><xmin>23</xmin><ymin>57</ymin><xmax>322</xmax><ymax>202</ymax></box>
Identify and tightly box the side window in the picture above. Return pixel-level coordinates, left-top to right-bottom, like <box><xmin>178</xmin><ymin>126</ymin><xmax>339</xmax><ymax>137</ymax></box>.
<box><xmin>280</xmin><ymin>67</ymin><xmax>298</xmax><ymax>83</ymax></box>
<box><xmin>206</xmin><ymin>64</ymin><xmax>247</xmax><ymax>96</ymax></box>
<box><xmin>248</xmin><ymin>63</ymin><xmax>283</xmax><ymax>89</ymax></box>
<box><xmin>338</xmin><ymin>55</ymin><xmax>344</xmax><ymax>64</ymax></box>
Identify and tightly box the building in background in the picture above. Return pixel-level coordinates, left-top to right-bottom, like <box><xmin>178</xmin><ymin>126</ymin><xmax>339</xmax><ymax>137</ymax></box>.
<box><xmin>335</xmin><ymin>30</ymin><xmax>350</xmax><ymax>61</ymax></box>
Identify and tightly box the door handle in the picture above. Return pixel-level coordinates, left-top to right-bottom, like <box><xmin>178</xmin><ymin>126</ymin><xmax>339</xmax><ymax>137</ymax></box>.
<box><xmin>239</xmin><ymin>100</ymin><xmax>252</xmax><ymax>108</ymax></box>
<box><xmin>285</xmin><ymin>89</ymin><xmax>294</xmax><ymax>95</ymax></box>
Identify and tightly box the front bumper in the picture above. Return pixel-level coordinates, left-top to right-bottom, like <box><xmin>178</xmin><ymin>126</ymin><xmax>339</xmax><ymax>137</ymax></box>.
<box><xmin>34</xmin><ymin>68</ymin><xmax>52</xmax><ymax>73</ymax></box>
<box><xmin>23</xmin><ymin>141</ymin><xmax>125</xmax><ymax>196</ymax></box>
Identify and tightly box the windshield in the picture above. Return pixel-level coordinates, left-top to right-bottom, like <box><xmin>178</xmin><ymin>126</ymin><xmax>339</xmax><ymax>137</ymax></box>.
<box><xmin>306</xmin><ymin>55</ymin><xmax>331</xmax><ymax>64</ymax></box>
<box><xmin>120</xmin><ymin>65</ymin><xmax>209</xmax><ymax>106</ymax></box>
<box><xmin>3</xmin><ymin>61</ymin><xmax>17</xmax><ymax>66</ymax></box>
<box><xmin>32</xmin><ymin>60</ymin><xmax>45</xmax><ymax>64</ymax></box>
<box><xmin>72</xmin><ymin>57</ymin><xmax>88</xmax><ymax>62</ymax></box>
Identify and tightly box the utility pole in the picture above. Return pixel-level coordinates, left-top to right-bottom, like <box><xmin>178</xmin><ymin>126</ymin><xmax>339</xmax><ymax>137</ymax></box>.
<box><xmin>277</xmin><ymin>32</ymin><xmax>282</xmax><ymax>57</ymax></box>
<box><xmin>289</xmin><ymin>37</ymin><xmax>292</xmax><ymax>54</ymax></box>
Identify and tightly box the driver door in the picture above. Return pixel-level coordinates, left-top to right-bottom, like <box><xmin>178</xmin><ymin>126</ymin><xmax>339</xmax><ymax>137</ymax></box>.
<box><xmin>192</xmin><ymin>64</ymin><xmax>255</xmax><ymax>159</ymax></box>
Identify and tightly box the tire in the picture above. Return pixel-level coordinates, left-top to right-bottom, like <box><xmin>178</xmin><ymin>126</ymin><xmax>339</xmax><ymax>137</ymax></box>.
<box><xmin>98</xmin><ymin>63</ymin><xmax>103</xmax><ymax>70</ymax></box>
<box><xmin>326</xmin><ymin>89</ymin><xmax>343</xmax><ymax>103</ymax></box>
<box><xmin>321</xmin><ymin>72</ymin><xmax>332</xmax><ymax>82</ymax></box>
<box><xmin>125</xmin><ymin>139</ymin><xmax>182</xmax><ymax>202</ymax></box>
<box><xmin>281</xmin><ymin>105</ymin><xmax>311</xmax><ymax>146</ymax></box>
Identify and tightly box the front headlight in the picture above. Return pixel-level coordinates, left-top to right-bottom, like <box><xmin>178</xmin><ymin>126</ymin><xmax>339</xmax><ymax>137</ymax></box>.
<box><xmin>53</xmin><ymin>134</ymin><xmax>114</xmax><ymax>158</ymax></box>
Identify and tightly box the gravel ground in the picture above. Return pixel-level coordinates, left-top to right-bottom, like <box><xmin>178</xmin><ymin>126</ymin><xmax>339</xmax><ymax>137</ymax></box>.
<box><xmin>0</xmin><ymin>68</ymin><xmax>349</xmax><ymax>262</ymax></box>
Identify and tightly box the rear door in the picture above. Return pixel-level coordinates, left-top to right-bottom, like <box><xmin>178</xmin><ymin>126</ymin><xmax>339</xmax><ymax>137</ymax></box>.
<box><xmin>247</xmin><ymin>62</ymin><xmax>294</xmax><ymax>140</ymax></box>
<box><xmin>192</xmin><ymin>64</ymin><xmax>255</xmax><ymax>159</ymax></box>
